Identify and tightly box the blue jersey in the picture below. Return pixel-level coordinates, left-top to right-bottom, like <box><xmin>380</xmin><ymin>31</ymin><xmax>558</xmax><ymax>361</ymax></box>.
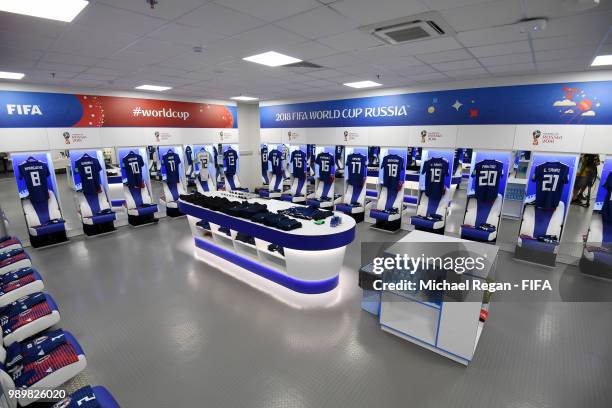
<box><xmin>223</xmin><ymin>148</ymin><xmax>238</xmax><ymax>176</ymax></box>
<box><xmin>18</xmin><ymin>159</ymin><xmax>50</xmax><ymax>203</ymax></box>
<box><xmin>307</xmin><ymin>144</ymin><xmax>316</xmax><ymax>166</ymax></box>
<box><xmin>122</xmin><ymin>151</ymin><xmax>145</xmax><ymax>188</ymax></box>
<box><xmin>533</xmin><ymin>161</ymin><xmax>569</xmax><ymax>209</ymax></box>
<box><xmin>346</xmin><ymin>153</ymin><xmax>366</xmax><ymax>186</ymax></box>
<box><xmin>315</xmin><ymin>152</ymin><xmax>334</xmax><ymax>180</ymax></box>
<box><xmin>268</xmin><ymin>149</ymin><xmax>283</xmax><ymax>175</ymax></box>
<box><xmin>453</xmin><ymin>149</ymin><xmax>463</xmax><ymax>172</ymax></box>
<box><xmin>260</xmin><ymin>146</ymin><xmax>268</xmax><ymax>173</ymax></box>
<box><xmin>381</xmin><ymin>154</ymin><xmax>404</xmax><ymax>190</ymax></box>
<box><xmin>335</xmin><ymin>145</ymin><xmax>344</xmax><ymax>160</ymax></box>
<box><xmin>601</xmin><ymin>172</ymin><xmax>612</xmax><ymax>222</ymax></box>
<box><xmin>162</xmin><ymin>151</ymin><xmax>181</xmax><ymax>185</ymax></box>
<box><xmin>74</xmin><ymin>154</ymin><xmax>102</xmax><ymax>195</ymax></box>
<box><xmin>184</xmin><ymin>146</ymin><xmax>193</xmax><ymax>165</ymax></box>
<box><xmin>290</xmin><ymin>150</ymin><xmax>307</xmax><ymax>179</ymax></box>
<box><xmin>368</xmin><ymin>146</ymin><xmax>380</xmax><ymax>167</ymax></box>
<box><xmin>422</xmin><ymin>157</ymin><xmax>449</xmax><ymax>199</ymax></box>
<box><xmin>472</xmin><ymin>159</ymin><xmax>503</xmax><ymax>202</ymax></box>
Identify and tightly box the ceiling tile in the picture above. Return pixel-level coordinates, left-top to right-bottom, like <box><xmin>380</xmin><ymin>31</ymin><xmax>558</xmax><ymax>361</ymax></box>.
<box><xmin>318</xmin><ymin>29</ymin><xmax>384</xmax><ymax>52</ymax></box>
<box><xmin>51</xmin><ymin>27</ymin><xmax>140</xmax><ymax>57</ymax></box>
<box><xmin>0</xmin><ymin>57</ymin><xmax>39</xmax><ymax>71</ymax></box>
<box><xmin>416</xmin><ymin>48</ymin><xmax>472</xmax><ymax>64</ymax></box>
<box><xmin>280</xmin><ymin>41</ymin><xmax>337</xmax><ymax>60</ymax></box>
<box><xmin>0</xmin><ymin>31</ymin><xmax>56</xmax><ymax>51</ymax></box>
<box><xmin>408</xmin><ymin>72</ymin><xmax>449</xmax><ymax>82</ymax></box>
<box><xmin>358</xmin><ymin>36</ymin><xmax>463</xmax><ymax>59</ymax></box>
<box><xmin>74</xmin><ymin>72</ymin><xmax>118</xmax><ymax>81</ymax></box>
<box><xmin>146</xmin><ymin>24</ymin><xmax>227</xmax><ymax>46</ymax></box>
<box><xmin>421</xmin><ymin>0</ymin><xmax>495</xmax><ymax>10</ymax></box>
<box><xmin>110</xmin><ymin>51</ymin><xmax>175</xmax><ymax>65</ymax></box>
<box><xmin>456</xmin><ymin>26</ymin><xmax>527</xmax><ymax>48</ymax></box>
<box><xmin>179</xmin><ymin>71</ymin><xmax>216</xmax><ymax>80</ymax></box>
<box><xmin>95</xmin><ymin>59</ymin><xmax>146</xmax><ymax>71</ymax></box>
<box><xmin>530</xmin><ymin>10</ymin><xmax>612</xmax><ymax>39</ymax></box>
<box><xmin>469</xmin><ymin>40</ymin><xmax>531</xmax><ymax>58</ymax></box>
<box><xmin>118</xmin><ymin>38</ymin><xmax>192</xmax><ymax>59</ymax></box>
<box><xmin>440</xmin><ymin>0</ymin><xmax>522</xmax><ymax>32</ymax></box>
<box><xmin>444</xmin><ymin>67</ymin><xmax>489</xmax><ymax>78</ymax></box>
<box><xmin>432</xmin><ymin>58</ymin><xmax>481</xmax><ymax>71</ymax></box>
<box><xmin>84</xmin><ymin>67</ymin><xmax>132</xmax><ymax>76</ymax></box>
<box><xmin>23</xmin><ymin>70</ymin><xmax>77</xmax><ymax>80</ymax></box>
<box><xmin>214</xmin><ymin>0</ymin><xmax>320</xmax><ymax>21</ymax></box>
<box><xmin>98</xmin><ymin>0</ymin><xmax>209</xmax><ymax>20</ymax></box>
<box><xmin>36</xmin><ymin>62</ymin><xmax>89</xmax><ymax>73</ymax></box>
<box><xmin>478</xmin><ymin>52</ymin><xmax>533</xmax><ymax>67</ymax></box>
<box><xmin>394</xmin><ymin>65</ymin><xmax>437</xmax><ymax>76</ymax></box>
<box><xmin>330</xmin><ymin>0</ymin><xmax>429</xmax><ymax>26</ymax></box>
<box><xmin>536</xmin><ymin>59</ymin><xmax>588</xmax><ymax>72</ymax></box>
<box><xmin>532</xmin><ymin>34</ymin><xmax>601</xmax><ymax>52</ymax></box>
<box><xmin>535</xmin><ymin>48</ymin><xmax>595</xmax><ymax>63</ymax></box>
<box><xmin>0</xmin><ymin>12</ymin><xmax>66</xmax><ymax>38</ymax></box>
<box><xmin>71</xmin><ymin>2</ymin><xmax>166</xmax><ymax>36</ymax></box>
<box><xmin>310</xmin><ymin>53</ymin><xmax>366</xmax><ymax>68</ymax></box>
<box><xmin>174</xmin><ymin>3</ymin><xmax>266</xmax><ymax>36</ymax></box>
<box><xmin>41</xmin><ymin>52</ymin><xmax>101</xmax><ymax>67</ymax></box>
<box><xmin>275</xmin><ymin>6</ymin><xmax>359</xmax><ymax>40</ymax></box>
<box><xmin>305</xmin><ymin>69</ymin><xmax>345</xmax><ymax>79</ymax></box>
<box><xmin>302</xmin><ymin>79</ymin><xmax>336</xmax><ymax>87</ymax></box>
<box><xmin>487</xmin><ymin>62</ymin><xmax>536</xmax><ymax>74</ymax></box>
<box><xmin>0</xmin><ymin>47</ymin><xmax>44</xmax><ymax>62</ymax></box>
<box><xmin>374</xmin><ymin>56</ymin><xmax>424</xmax><ymax>69</ymax></box>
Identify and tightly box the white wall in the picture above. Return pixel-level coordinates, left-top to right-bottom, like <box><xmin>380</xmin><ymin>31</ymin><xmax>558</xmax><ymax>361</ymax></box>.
<box><xmin>0</xmin><ymin>127</ymin><xmax>238</xmax><ymax>152</ymax></box>
<box><xmin>237</xmin><ymin>102</ymin><xmax>261</xmax><ymax>190</ymax></box>
<box><xmin>259</xmin><ymin>124</ymin><xmax>612</xmax><ymax>154</ymax></box>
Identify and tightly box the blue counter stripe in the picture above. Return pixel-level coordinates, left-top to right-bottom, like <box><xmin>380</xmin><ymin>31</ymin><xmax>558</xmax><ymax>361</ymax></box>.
<box><xmin>195</xmin><ymin>237</ymin><xmax>339</xmax><ymax>294</ymax></box>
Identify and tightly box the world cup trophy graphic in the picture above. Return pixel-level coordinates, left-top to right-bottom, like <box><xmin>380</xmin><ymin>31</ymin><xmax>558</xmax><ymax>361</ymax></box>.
<box><xmin>532</xmin><ymin>130</ymin><xmax>541</xmax><ymax>145</ymax></box>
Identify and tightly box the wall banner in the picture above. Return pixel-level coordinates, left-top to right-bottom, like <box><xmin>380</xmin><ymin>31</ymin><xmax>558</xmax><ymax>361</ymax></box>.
<box><xmin>260</xmin><ymin>81</ymin><xmax>612</xmax><ymax>128</ymax></box>
<box><xmin>0</xmin><ymin>91</ymin><xmax>237</xmax><ymax>128</ymax></box>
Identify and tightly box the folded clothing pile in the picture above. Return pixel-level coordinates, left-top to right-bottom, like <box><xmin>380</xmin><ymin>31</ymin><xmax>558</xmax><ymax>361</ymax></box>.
<box><xmin>252</xmin><ymin>212</ymin><xmax>302</xmax><ymax>231</ymax></box>
<box><xmin>181</xmin><ymin>193</ymin><xmax>302</xmax><ymax>231</ymax></box>
<box><xmin>278</xmin><ymin>206</ymin><xmax>334</xmax><ymax>221</ymax></box>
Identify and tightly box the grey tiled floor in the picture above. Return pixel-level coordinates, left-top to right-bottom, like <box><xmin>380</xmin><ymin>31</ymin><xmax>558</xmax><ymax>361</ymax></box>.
<box><xmin>22</xmin><ymin>218</ymin><xmax>612</xmax><ymax>408</ymax></box>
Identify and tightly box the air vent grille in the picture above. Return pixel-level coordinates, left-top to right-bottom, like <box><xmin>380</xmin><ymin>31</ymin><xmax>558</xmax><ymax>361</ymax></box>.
<box><xmin>362</xmin><ymin>11</ymin><xmax>454</xmax><ymax>45</ymax></box>
<box><xmin>382</xmin><ymin>25</ymin><xmax>432</xmax><ymax>42</ymax></box>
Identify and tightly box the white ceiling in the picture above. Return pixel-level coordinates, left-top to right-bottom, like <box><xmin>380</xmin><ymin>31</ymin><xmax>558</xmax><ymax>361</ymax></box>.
<box><xmin>0</xmin><ymin>0</ymin><xmax>611</xmax><ymax>101</ymax></box>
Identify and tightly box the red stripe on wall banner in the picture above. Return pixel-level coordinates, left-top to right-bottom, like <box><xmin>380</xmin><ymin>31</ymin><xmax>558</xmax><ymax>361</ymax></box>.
<box><xmin>72</xmin><ymin>95</ymin><xmax>237</xmax><ymax>128</ymax></box>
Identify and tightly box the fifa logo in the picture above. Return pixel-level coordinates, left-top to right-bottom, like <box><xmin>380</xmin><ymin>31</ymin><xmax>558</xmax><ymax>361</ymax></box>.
<box><xmin>344</xmin><ymin>130</ymin><xmax>349</xmax><ymax>141</ymax></box>
<box><xmin>63</xmin><ymin>132</ymin><xmax>71</xmax><ymax>145</ymax></box>
<box><xmin>532</xmin><ymin>130</ymin><xmax>541</xmax><ymax>145</ymax></box>
<box><xmin>219</xmin><ymin>131</ymin><xmax>224</xmax><ymax>141</ymax></box>
<box><xmin>421</xmin><ymin>130</ymin><xmax>427</xmax><ymax>143</ymax></box>
<box><xmin>154</xmin><ymin>131</ymin><xmax>160</xmax><ymax>142</ymax></box>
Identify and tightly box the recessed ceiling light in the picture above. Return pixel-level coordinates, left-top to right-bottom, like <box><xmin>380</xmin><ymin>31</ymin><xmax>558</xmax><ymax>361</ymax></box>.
<box><xmin>243</xmin><ymin>51</ymin><xmax>302</xmax><ymax>67</ymax></box>
<box><xmin>135</xmin><ymin>84</ymin><xmax>172</xmax><ymax>92</ymax></box>
<box><xmin>343</xmin><ymin>80</ymin><xmax>383</xmax><ymax>89</ymax></box>
<box><xmin>0</xmin><ymin>0</ymin><xmax>89</xmax><ymax>22</ymax></box>
<box><xmin>591</xmin><ymin>54</ymin><xmax>612</xmax><ymax>66</ymax></box>
<box><xmin>0</xmin><ymin>71</ymin><xmax>25</xmax><ymax>80</ymax></box>
<box><xmin>230</xmin><ymin>96</ymin><xmax>258</xmax><ymax>101</ymax></box>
